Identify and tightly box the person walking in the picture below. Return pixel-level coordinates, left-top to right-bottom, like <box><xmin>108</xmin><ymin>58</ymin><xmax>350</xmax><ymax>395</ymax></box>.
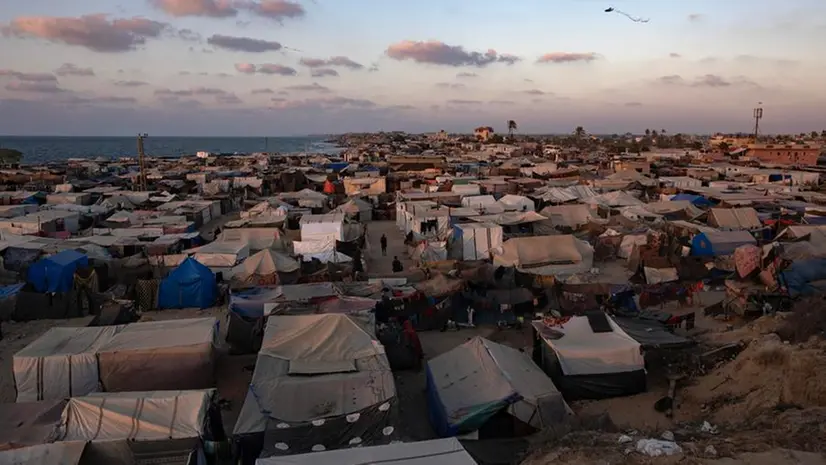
<box><xmin>380</xmin><ymin>234</ymin><xmax>388</xmax><ymax>256</ymax></box>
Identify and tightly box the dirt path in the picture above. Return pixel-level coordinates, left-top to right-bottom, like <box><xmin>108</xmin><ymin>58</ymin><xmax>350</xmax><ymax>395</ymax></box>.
<box><xmin>365</xmin><ymin>220</ymin><xmax>415</xmax><ymax>276</ymax></box>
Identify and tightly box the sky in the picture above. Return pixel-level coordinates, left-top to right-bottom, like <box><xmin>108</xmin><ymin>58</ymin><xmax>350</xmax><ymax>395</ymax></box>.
<box><xmin>1</xmin><ymin>0</ymin><xmax>825</xmax><ymax>136</ymax></box>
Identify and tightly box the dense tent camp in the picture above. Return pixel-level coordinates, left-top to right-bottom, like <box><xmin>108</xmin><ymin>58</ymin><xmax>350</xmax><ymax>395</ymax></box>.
<box><xmin>158</xmin><ymin>257</ymin><xmax>217</xmax><ymax>309</ymax></box>
<box><xmin>426</xmin><ymin>337</ymin><xmax>570</xmax><ymax>438</ymax></box>
<box><xmin>531</xmin><ymin>315</ymin><xmax>646</xmax><ymax>400</ymax></box>
<box><xmin>234</xmin><ymin>314</ymin><xmax>397</xmax><ymax>462</ymax></box>
<box><xmin>254</xmin><ymin>438</ymin><xmax>479</xmax><ymax>465</ymax></box>
<box><xmin>26</xmin><ymin>249</ymin><xmax>88</xmax><ymax>293</ymax></box>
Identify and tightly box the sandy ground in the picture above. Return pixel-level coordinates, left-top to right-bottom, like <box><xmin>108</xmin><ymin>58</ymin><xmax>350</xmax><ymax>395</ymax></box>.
<box><xmin>365</xmin><ymin>221</ymin><xmax>415</xmax><ymax>276</ymax></box>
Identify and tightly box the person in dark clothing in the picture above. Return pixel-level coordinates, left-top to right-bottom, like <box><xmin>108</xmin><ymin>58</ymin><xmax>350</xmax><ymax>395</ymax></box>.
<box><xmin>375</xmin><ymin>296</ymin><xmax>392</xmax><ymax>324</ymax></box>
<box><xmin>380</xmin><ymin>234</ymin><xmax>388</xmax><ymax>256</ymax></box>
<box><xmin>392</xmin><ymin>256</ymin><xmax>403</xmax><ymax>273</ymax></box>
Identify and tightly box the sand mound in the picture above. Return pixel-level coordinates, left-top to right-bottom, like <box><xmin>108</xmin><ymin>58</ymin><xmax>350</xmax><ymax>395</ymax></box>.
<box><xmin>679</xmin><ymin>334</ymin><xmax>826</xmax><ymax>424</ymax></box>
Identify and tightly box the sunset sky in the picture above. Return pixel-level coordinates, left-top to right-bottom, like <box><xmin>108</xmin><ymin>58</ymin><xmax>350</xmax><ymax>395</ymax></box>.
<box><xmin>1</xmin><ymin>0</ymin><xmax>825</xmax><ymax>136</ymax></box>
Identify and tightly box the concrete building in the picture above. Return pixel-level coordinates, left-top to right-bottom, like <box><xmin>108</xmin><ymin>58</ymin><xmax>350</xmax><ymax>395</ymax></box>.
<box><xmin>746</xmin><ymin>143</ymin><xmax>822</xmax><ymax>166</ymax></box>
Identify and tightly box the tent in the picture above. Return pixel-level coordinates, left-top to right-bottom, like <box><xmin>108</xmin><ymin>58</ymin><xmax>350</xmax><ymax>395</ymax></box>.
<box><xmin>335</xmin><ymin>199</ymin><xmax>373</xmax><ymax>221</ymax></box>
<box><xmin>27</xmin><ymin>250</ymin><xmax>89</xmax><ymax>293</ymax></box>
<box><xmin>707</xmin><ymin>208</ymin><xmax>762</xmax><ymax>231</ymax></box>
<box><xmin>493</xmin><ymin>235</ymin><xmax>594</xmax><ymax>276</ymax></box>
<box><xmin>670</xmin><ymin>193</ymin><xmax>713</xmax><ymax>208</ymax></box>
<box><xmin>14</xmin><ymin>326</ymin><xmax>120</xmax><ymax>401</ymax></box>
<box><xmin>497</xmin><ymin>195</ymin><xmax>535</xmax><ymax>212</ymax></box>
<box><xmin>96</xmin><ymin>318</ymin><xmax>218</xmax><ymax>392</ymax></box>
<box><xmin>691</xmin><ymin>230</ymin><xmax>756</xmax><ymax>257</ymax></box>
<box><xmin>192</xmin><ymin>240</ymin><xmax>250</xmax><ymax>268</ymax></box>
<box><xmin>531</xmin><ymin>315</ymin><xmax>646</xmax><ymax>400</ymax></box>
<box><xmin>234</xmin><ymin>314</ymin><xmax>397</xmax><ymax>461</ymax></box>
<box><xmin>452</xmin><ymin>223</ymin><xmax>503</xmax><ymax>261</ymax></box>
<box><xmin>300</xmin><ymin>213</ymin><xmax>344</xmax><ymax>242</ymax></box>
<box><xmin>426</xmin><ymin>337</ymin><xmax>570</xmax><ymax>438</ymax></box>
<box><xmin>230</xmin><ymin>249</ymin><xmax>300</xmax><ymax>286</ymax></box>
<box><xmin>158</xmin><ymin>257</ymin><xmax>217</xmax><ymax>309</ymax></box>
<box><xmin>254</xmin><ymin>438</ymin><xmax>478</xmax><ymax>465</ymax></box>
<box><xmin>57</xmin><ymin>389</ymin><xmax>223</xmax><ymax>464</ymax></box>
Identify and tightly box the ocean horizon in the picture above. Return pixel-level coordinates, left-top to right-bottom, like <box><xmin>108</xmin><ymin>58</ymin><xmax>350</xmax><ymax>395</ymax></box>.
<box><xmin>0</xmin><ymin>136</ymin><xmax>343</xmax><ymax>164</ymax></box>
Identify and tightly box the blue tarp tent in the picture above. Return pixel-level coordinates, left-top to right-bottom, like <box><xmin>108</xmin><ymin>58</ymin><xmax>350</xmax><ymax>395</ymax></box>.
<box><xmin>691</xmin><ymin>230</ymin><xmax>756</xmax><ymax>257</ymax></box>
<box><xmin>158</xmin><ymin>257</ymin><xmax>217</xmax><ymax>309</ymax></box>
<box><xmin>27</xmin><ymin>250</ymin><xmax>88</xmax><ymax>293</ymax></box>
<box><xmin>671</xmin><ymin>193</ymin><xmax>713</xmax><ymax>208</ymax></box>
<box><xmin>781</xmin><ymin>258</ymin><xmax>826</xmax><ymax>297</ymax></box>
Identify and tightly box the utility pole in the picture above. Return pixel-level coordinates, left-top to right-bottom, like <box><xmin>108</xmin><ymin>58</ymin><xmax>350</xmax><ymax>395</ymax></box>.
<box><xmin>137</xmin><ymin>133</ymin><xmax>148</xmax><ymax>191</ymax></box>
<box><xmin>752</xmin><ymin>102</ymin><xmax>763</xmax><ymax>143</ymax></box>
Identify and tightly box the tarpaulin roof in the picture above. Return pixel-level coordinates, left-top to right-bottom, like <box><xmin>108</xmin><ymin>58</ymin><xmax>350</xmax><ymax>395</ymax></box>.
<box><xmin>27</xmin><ymin>249</ymin><xmax>88</xmax><ymax>293</ymax></box>
<box><xmin>158</xmin><ymin>257</ymin><xmax>216</xmax><ymax>309</ymax></box>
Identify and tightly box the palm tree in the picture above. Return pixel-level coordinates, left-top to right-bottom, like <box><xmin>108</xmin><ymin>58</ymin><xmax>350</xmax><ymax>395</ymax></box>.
<box><xmin>652</xmin><ymin>130</ymin><xmax>659</xmax><ymax>138</ymax></box>
<box><xmin>644</xmin><ymin>128</ymin><xmax>651</xmax><ymax>137</ymax></box>
<box><xmin>574</xmin><ymin>126</ymin><xmax>585</xmax><ymax>139</ymax></box>
<box><xmin>821</xmin><ymin>130</ymin><xmax>826</xmax><ymax>138</ymax></box>
<box><xmin>507</xmin><ymin>120</ymin><xmax>517</xmax><ymax>139</ymax></box>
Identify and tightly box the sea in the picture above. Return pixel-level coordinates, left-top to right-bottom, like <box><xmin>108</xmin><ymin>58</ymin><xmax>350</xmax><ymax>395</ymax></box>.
<box><xmin>0</xmin><ymin>136</ymin><xmax>344</xmax><ymax>164</ymax></box>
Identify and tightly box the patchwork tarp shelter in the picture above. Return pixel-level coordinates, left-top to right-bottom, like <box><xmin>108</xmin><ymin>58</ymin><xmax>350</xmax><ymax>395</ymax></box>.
<box><xmin>254</xmin><ymin>438</ymin><xmax>478</xmax><ymax>465</ymax></box>
<box><xmin>493</xmin><ymin>235</ymin><xmax>594</xmax><ymax>276</ymax></box>
<box><xmin>426</xmin><ymin>337</ymin><xmax>570</xmax><ymax>438</ymax></box>
<box><xmin>14</xmin><ymin>326</ymin><xmax>120</xmax><ymax>401</ymax></box>
<box><xmin>96</xmin><ymin>318</ymin><xmax>218</xmax><ymax>392</ymax></box>
<box><xmin>691</xmin><ymin>230</ymin><xmax>757</xmax><ymax>257</ymax></box>
<box><xmin>158</xmin><ymin>257</ymin><xmax>217</xmax><ymax>309</ymax></box>
<box><xmin>27</xmin><ymin>250</ymin><xmax>88</xmax><ymax>293</ymax></box>
<box><xmin>234</xmin><ymin>314</ymin><xmax>397</xmax><ymax>462</ymax></box>
<box><xmin>452</xmin><ymin>223</ymin><xmax>503</xmax><ymax>261</ymax></box>
<box><xmin>532</xmin><ymin>316</ymin><xmax>646</xmax><ymax>400</ymax></box>
<box><xmin>57</xmin><ymin>389</ymin><xmax>222</xmax><ymax>465</ymax></box>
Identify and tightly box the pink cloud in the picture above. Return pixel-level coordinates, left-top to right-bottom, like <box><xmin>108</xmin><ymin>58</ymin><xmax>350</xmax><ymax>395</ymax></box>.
<box><xmin>536</xmin><ymin>52</ymin><xmax>599</xmax><ymax>64</ymax></box>
<box><xmin>386</xmin><ymin>40</ymin><xmax>520</xmax><ymax>67</ymax></box>
<box><xmin>4</xmin><ymin>15</ymin><xmax>167</xmax><ymax>52</ymax></box>
<box><xmin>150</xmin><ymin>0</ymin><xmax>238</xmax><ymax>17</ymax></box>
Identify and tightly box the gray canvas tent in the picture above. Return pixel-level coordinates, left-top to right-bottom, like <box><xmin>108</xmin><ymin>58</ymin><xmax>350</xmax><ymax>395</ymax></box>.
<box><xmin>254</xmin><ymin>438</ymin><xmax>477</xmax><ymax>465</ymax></box>
<box><xmin>234</xmin><ymin>314</ymin><xmax>397</xmax><ymax>462</ymax></box>
<box><xmin>426</xmin><ymin>337</ymin><xmax>570</xmax><ymax>438</ymax></box>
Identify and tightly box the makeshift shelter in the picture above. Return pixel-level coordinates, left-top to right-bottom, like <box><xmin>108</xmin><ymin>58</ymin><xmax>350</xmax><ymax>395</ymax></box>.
<box><xmin>538</xmin><ymin>205</ymin><xmax>593</xmax><ymax>230</ymax></box>
<box><xmin>451</xmin><ymin>223</ymin><xmax>503</xmax><ymax>261</ymax></box>
<box><xmin>691</xmin><ymin>230</ymin><xmax>757</xmax><ymax>257</ymax></box>
<box><xmin>299</xmin><ymin>213</ymin><xmax>345</xmax><ymax>242</ymax></box>
<box><xmin>707</xmin><ymin>208</ymin><xmax>762</xmax><ymax>231</ymax></box>
<box><xmin>192</xmin><ymin>240</ymin><xmax>249</xmax><ymax>268</ymax></box>
<box><xmin>493</xmin><ymin>235</ymin><xmax>594</xmax><ymax>276</ymax></box>
<box><xmin>230</xmin><ymin>249</ymin><xmax>300</xmax><ymax>286</ymax></box>
<box><xmin>57</xmin><ymin>389</ymin><xmax>224</xmax><ymax>465</ymax></box>
<box><xmin>335</xmin><ymin>198</ymin><xmax>373</xmax><ymax>221</ymax></box>
<box><xmin>426</xmin><ymin>337</ymin><xmax>570</xmax><ymax>438</ymax></box>
<box><xmin>670</xmin><ymin>193</ymin><xmax>713</xmax><ymax>208</ymax></box>
<box><xmin>234</xmin><ymin>314</ymin><xmax>397</xmax><ymax>462</ymax></box>
<box><xmin>14</xmin><ymin>326</ymin><xmax>120</xmax><ymax>402</ymax></box>
<box><xmin>96</xmin><ymin>318</ymin><xmax>218</xmax><ymax>392</ymax></box>
<box><xmin>532</xmin><ymin>315</ymin><xmax>646</xmax><ymax>400</ymax></box>
<box><xmin>497</xmin><ymin>194</ymin><xmax>535</xmax><ymax>212</ymax></box>
<box><xmin>254</xmin><ymin>438</ymin><xmax>478</xmax><ymax>465</ymax></box>
<box><xmin>158</xmin><ymin>257</ymin><xmax>217</xmax><ymax>309</ymax></box>
<box><xmin>27</xmin><ymin>250</ymin><xmax>89</xmax><ymax>293</ymax></box>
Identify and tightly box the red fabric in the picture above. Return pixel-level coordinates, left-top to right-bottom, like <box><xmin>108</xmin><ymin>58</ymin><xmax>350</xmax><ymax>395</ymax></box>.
<box><xmin>403</xmin><ymin>320</ymin><xmax>423</xmax><ymax>358</ymax></box>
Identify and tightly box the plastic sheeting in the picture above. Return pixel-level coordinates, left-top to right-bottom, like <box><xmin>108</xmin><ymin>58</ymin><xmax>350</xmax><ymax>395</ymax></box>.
<box><xmin>781</xmin><ymin>258</ymin><xmax>826</xmax><ymax>297</ymax></box>
<box><xmin>0</xmin><ymin>442</ymin><xmax>87</xmax><ymax>465</ymax></box>
<box><xmin>453</xmin><ymin>223</ymin><xmax>503</xmax><ymax>261</ymax></box>
<box><xmin>158</xmin><ymin>257</ymin><xmax>216</xmax><ymax>309</ymax></box>
<box><xmin>27</xmin><ymin>250</ymin><xmax>88</xmax><ymax>293</ymax></box>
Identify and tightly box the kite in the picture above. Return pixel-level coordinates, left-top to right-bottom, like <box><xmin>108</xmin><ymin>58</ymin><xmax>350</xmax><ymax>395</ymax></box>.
<box><xmin>605</xmin><ymin>6</ymin><xmax>650</xmax><ymax>23</ymax></box>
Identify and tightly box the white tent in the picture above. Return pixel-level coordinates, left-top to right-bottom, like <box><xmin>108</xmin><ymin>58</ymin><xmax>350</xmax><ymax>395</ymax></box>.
<box><xmin>452</xmin><ymin>223</ymin><xmax>503</xmax><ymax>261</ymax></box>
<box><xmin>191</xmin><ymin>240</ymin><xmax>250</xmax><ymax>268</ymax></box>
<box><xmin>497</xmin><ymin>194</ymin><xmax>535</xmax><ymax>212</ymax></box>
<box><xmin>230</xmin><ymin>248</ymin><xmax>300</xmax><ymax>282</ymax></box>
<box><xmin>300</xmin><ymin>213</ymin><xmax>345</xmax><ymax>242</ymax></box>
<box><xmin>14</xmin><ymin>326</ymin><xmax>120</xmax><ymax>402</ymax></box>
<box><xmin>255</xmin><ymin>438</ymin><xmax>478</xmax><ymax>465</ymax></box>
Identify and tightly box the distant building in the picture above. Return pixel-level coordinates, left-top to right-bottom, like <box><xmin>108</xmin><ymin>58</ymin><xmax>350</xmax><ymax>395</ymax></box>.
<box><xmin>710</xmin><ymin>135</ymin><xmax>753</xmax><ymax>148</ymax></box>
<box><xmin>434</xmin><ymin>129</ymin><xmax>448</xmax><ymax>140</ymax></box>
<box><xmin>474</xmin><ymin>126</ymin><xmax>494</xmax><ymax>141</ymax></box>
<box><xmin>746</xmin><ymin>143</ymin><xmax>822</xmax><ymax>166</ymax></box>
